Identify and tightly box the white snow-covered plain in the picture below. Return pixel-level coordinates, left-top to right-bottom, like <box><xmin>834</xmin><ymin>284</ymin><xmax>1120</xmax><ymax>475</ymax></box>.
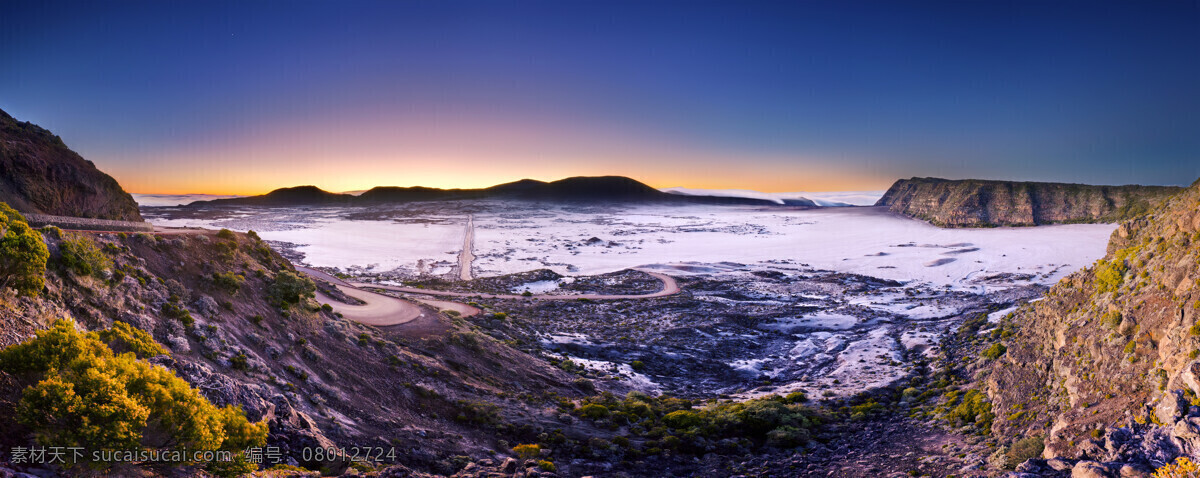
<box><xmin>141</xmin><ymin>199</ymin><xmax>1116</xmax><ymax>290</ymax></box>
<box><xmin>140</xmin><ymin>196</ymin><xmax>1118</xmax><ymax>398</ymax></box>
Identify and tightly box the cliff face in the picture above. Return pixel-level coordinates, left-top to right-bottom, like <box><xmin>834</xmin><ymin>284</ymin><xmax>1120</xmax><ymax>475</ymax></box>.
<box><xmin>984</xmin><ymin>178</ymin><xmax>1200</xmax><ymax>462</ymax></box>
<box><xmin>876</xmin><ymin>177</ymin><xmax>1180</xmax><ymax>227</ymax></box>
<box><xmin>0</xmin><ymin>109</ymin><xmax>142</xmax><ymax>221</ymax></box>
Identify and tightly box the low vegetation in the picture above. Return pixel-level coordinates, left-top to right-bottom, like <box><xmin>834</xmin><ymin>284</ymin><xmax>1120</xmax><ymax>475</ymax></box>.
<box><xmin>1094</xmin><ymin>258</ymin><xmax>1128</xmax><ymax>293</ymax></box>
<box><xmin>211</xmin><ymin>271</ymin><xmax>246</xmax><ymax>294</ymax></box>
<box><xmin>268</xmin><ymin>270</ymin><xmax>316</xmax><ymax>307</ymax></box>
<box><xmin>562</xmin><ymin>390</ymin><xmax>822</xmax><ymax>456</ymax></box>
<box><xmin>0</xmin><ymin>320</ymin><xmax>267</xmax><ymax>475</ymax></box>
<box><xmin>0</xmin><ymin>202</ymin><xmax>49</xmax><ymax>296</ymax></box>
<box><xmin>1155</xmin><ymin>457</ymin><xmax>1200</xmax><ymax>477</ymax></box>
<box><xmin>58</xmin><ymin>232</ymin><xmax>112</xmax><ymax>278</ymax></box>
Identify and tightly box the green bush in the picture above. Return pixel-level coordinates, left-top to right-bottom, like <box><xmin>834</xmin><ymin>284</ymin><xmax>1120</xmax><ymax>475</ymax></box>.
<box><xmin>580</xmin><ymin>403</ymin><xmax>611</xmax><ymax>420</ymax></box>
<box><xmin>944</xmin><ymin>389</ymin><xmax>994</xmax><ymax>432</ymax></box>
<box><xmin>1102</xmin><ymin>310</ymin><xmax>1123</xmax><ymax>329</ymax></box>
<box><xmin>765</xmin><ymin>425</ymin><xmax>811</xmax><ymax>448</ymax></box>
<box><xmin>1095</xmin><ymin>260</ymin><xmax>1128</xmax><ymax>293</ymax></box>
<box><xmin>216</xmin><ymin>228</ymin><xmax>237</xmax><ymax>241</ymax></box>
<box><xmin>268</xmin><ymin>271</ymin><xmax>316</xmax><ymax>307</ymax></box>
<box><xmin>211</xmin><ymin>271</ymin><xmax>245</xmax><ymax>294</ymax></box>
<box><xmin>230</xmin><ymin>352</ymin><xmax>249</xmax><ymax>371</ymax></box>
<box><xmin>162</xmin><ymin>301</ymin><xmax>195</xmax><ymax>328</ymax></box>
<box><xmin>784</xmin><ymin>391</ymin><xmax>808</xmax><ymax>403</ymax></box>
<box><xmin>59</xmin><ymin>233</ymin><xmax>112</xmax><ymax>278</ymax></box>
<box><xmin>1004</xmin><ymin>436</ymin><xmax>1044</xmax><ymax>469</ymax></box>
<box><xmin>0</xmin><ymin>320</ymin><xmax>267</xmax><ymax>472</ymax></box>
<box><xmin>662</xmin><ymin>409</ymin><xmax>702</xmax><ymax>429</ymax></box>
<box><xmin>40</xmin><ymin>225</ymin><xmax>62</xmax><ymax>239</ymax></box>
<box><xmin>95</xmin><ymin>322</ymin><xmax>168</xmax><ymax>358</ymax></box>
<box><xmin>0</xmin><ymin>204</ymin><xmax>48</xmax><ymax>296</ymax></box>
<box><xmin>513</xmin><ymin>443</ymin><xmax>540</xmax><ymax>459</ymax></box>
<box><xmin>982</xmin><ymin>343</ymin><xmax>1007</xmax><ymax>360</ymax></box>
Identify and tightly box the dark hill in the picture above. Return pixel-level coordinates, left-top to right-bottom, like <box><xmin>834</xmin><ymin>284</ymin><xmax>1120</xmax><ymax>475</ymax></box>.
<box><xmin>357</xmin><ymin>186</ymin><xmax>471</xmax><ymax>204</ymax></box>
<box><xmin>488</xmin><ymin>176</ymin><xmax>665</xmax><ymax>200</ymax></box>
<box><xmin>876</xmin><ymin>177</ymin><xmax>1182</xmax><ymax>227</ymax></box>
<box><xmin>0</xmin><ymin>108</ymin><xmax>142</xmax><ymax>220</ymax></box>
<box><xmin>199</xmin><ymin>185</ymin><xmax>354</xmax><ymax>206</ymax></box>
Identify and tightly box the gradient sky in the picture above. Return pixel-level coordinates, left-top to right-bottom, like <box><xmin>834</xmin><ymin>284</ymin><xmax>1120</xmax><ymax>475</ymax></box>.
<box><xmin>2</xmin><ymin>0</ymin><xmax>1197</xmax><ymax>195</ymax></box>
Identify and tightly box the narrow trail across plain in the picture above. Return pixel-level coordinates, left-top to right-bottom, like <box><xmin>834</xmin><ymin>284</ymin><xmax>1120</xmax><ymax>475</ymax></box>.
<box><xmin>457</xmin><ymin>215</ymin><xmax>475</xmax><ymax>281</ymax></box>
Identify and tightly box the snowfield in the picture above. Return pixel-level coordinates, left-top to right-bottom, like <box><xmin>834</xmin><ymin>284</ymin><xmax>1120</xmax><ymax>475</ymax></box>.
<box><xmin>141</xmin><ymin>197</ymin><xmax>1118</xmax><ymax>399</ymax></box>
<box><xmin>143</xmin><ymin>200</ymin><xmax>1115</xmax><ymax>290</ymax></box>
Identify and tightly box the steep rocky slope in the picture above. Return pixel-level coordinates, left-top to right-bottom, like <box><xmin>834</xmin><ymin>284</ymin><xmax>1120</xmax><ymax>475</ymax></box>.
<box><xmin>0</xmin><ymin>109</ymin><xmax>142</xmax><ymax>221</ymax></box>
<box><xmin>983</xmin><ymin>178</ymin><xmax>1200</xmax><ymax>471</ymax></box>
<box><xmin>0</xmin><ymin>226</ymin><xmax>601</xmax><ymax>475</ymax></box>
<box><xmin>876</xmin><ymin>177</ymin><xmax>1180</xmax><ymax>227</ymax></box>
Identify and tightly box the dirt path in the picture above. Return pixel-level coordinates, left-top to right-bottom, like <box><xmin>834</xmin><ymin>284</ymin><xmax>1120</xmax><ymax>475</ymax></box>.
<box><xmin>352</xmin><ymin>270</ymin><xmax>681</xmax><ymax>301</ymax></box>
<box><xmin>299</xmin><ymin>267</ymin><xmax>425</xmax><ymax>326</ymax></box>
<box><xmin>457</xmin><ymin>215</ymin><xmax>475</xmax><ymax>281</ymax></box>
<box><xmin>313</xmin><ymin>286</ymin><xmax>424</xmax><ymax>326</ymax></box>
<box><xmin>406</xmin><ymin>296</ymin><xmax>481</xmax><ymax>317</ymax></box>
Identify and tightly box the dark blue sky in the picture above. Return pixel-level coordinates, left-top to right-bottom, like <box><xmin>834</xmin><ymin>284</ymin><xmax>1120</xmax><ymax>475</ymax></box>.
<box><xmin>2</xmin><ymin>0</ymin><xmax>1197</xmax><ymax>193</ymax></box>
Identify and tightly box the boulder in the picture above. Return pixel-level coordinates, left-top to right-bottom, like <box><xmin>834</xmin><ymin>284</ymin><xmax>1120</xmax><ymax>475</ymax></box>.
<box><xmin>1156</xmin><ymin>391</ymin><xmax>1188</xmax><ymax>426</ymax></box>
<box><xmin>1072</xmin><ymin>461</ymin><xmax>1113</xmax><ymax>478</ymax></box>
<box><xmin>1015</xmin><ymin>458</ymin><xmax>1046</xmax><ymax>473</ymax></box>
<box><xmin>1181</xmin><ymin>361</ymin><xmax>1200</xmax><ymax>397</ymax></box>
<box><xmin>1047</xmin><ymin>457</ymin><xmax>1077</xmax><ymax>471</ymax></box>
<box><xmin>501</xmin><ymin>457</ymin><xmax>519</xmax><ymax>473</ymax></box>
<box><xmin>1117</xmin><ymin>463</ymin><xmax>1153</xmax><ymax>478</ymax></box>
<box><xmin>192</xmin><ymin>295</ymin><xmax>220</xmax><ymax>318</ymax></box>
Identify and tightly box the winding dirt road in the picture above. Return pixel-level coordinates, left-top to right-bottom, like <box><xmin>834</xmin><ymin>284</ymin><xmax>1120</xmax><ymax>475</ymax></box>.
<box><xmin>300</xmin><ymin>267</ymin><xmax>425</xmax><ymax>326</ymax></box>
<box><xmin>301</xmin><ymin>265</ymin><xmax>679</xmax><ymax>328</ymax></box>
<box><xmin>350</xmin><ymin>270</ymin><xmax>680</xmax><ymax>301</ymax></box>
<box><xmin>313</xmin><ymin>285</ymin><xmax>423</xmax><ymax>326</ymax></box>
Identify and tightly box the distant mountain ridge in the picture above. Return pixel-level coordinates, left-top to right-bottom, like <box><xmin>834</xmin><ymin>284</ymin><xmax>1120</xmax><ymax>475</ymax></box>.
<box><xmin>0</xmin><ymin>108</ymin><xmax>143</xmax><ymax>221</ymax></box>
<box><xmin>185</xmin><ymin>176</ymin><xmax>820</xmax><ymax>207</ymax></box>
<box><xmin>876</xmin><ymin>177</ymin><xmax>1182</xmax><ymax>227</ymax></box>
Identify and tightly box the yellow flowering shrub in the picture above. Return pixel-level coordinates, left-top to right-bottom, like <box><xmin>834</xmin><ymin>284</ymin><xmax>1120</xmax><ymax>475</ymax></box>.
<box><xmin>1156</xmin><ymin>457</ymin><xmax>1200</xmax><ymax>478</ymax></box>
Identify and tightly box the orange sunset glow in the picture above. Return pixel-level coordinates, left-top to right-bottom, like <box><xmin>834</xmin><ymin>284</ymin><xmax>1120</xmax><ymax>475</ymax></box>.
<box><xmin>101</xmin><ymin>113</ymin><xmax>894</xmax><ymax>195</ymax></box>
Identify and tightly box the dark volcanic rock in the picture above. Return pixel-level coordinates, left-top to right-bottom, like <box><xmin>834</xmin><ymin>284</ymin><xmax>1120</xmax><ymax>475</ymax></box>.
<box><xmin>0</xmin><ymin>108</ymin><xmax>142</xmax><ymax>220</ymax></box>
<box><xmin>876</xmin><ymin>177</ymin><xmax>1181</xmax><ymax>227</ymax></box>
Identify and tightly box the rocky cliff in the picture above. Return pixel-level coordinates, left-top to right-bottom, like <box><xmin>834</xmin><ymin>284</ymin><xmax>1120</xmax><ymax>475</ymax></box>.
<box><xmin>0</xmin><ymin>108</ymin><xmax>142</xmax><ymax>221</ymax></box>
<box><xmin>983</xmin><ymin>178</ymin><xmax>1200</xmax><ymax>471</ymax></box>
<box><xmin>876</xmin><ymin>177</ymin><xmax>1181</xmax><ymax>227</ymax></box>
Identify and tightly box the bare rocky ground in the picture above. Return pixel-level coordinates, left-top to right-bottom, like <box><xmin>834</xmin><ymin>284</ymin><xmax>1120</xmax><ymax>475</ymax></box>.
<box><xmin>368</xmin><ymin>265</ymin><xmax>1040</xmax><ymax>401</ymax></box>
<box><xmin>341</xmin><ymin>264</ymin><xmax>1054</xmax><ymax>477</ymax></box>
